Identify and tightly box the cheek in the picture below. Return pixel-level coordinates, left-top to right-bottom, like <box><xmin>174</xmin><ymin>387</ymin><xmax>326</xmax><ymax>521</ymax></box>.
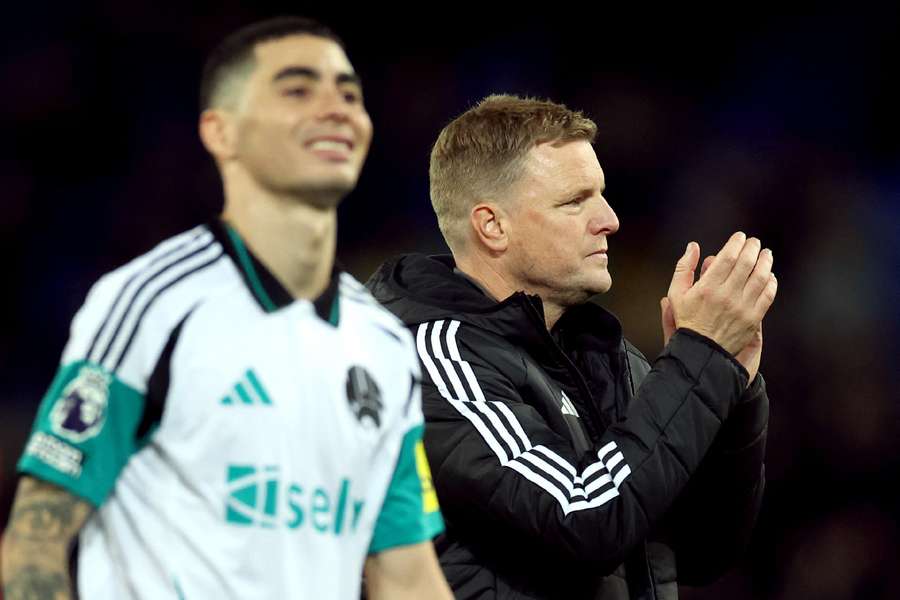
<box><xmin>359</xmin><ymin>113</ymin><xmax>374</xmax><ymax>142</ymax></box>
<box><xmin>355</xmin><ymin>114</ymin><xmax>374</xmax><ymax>156</ymax></box>
<box><xmin>237</xmin><ymin>115</ymin><xmax>305</xmax><ymax>178</ymax></box>
<box><xmin>534</xmin><ymin>215</ymin><xmax>582</xmax><ymax>245</ymax></box>
<box><xmin>241</xmin><ymin>113</ymin><xmax>288</xmax><ymax>151</ymax></box>
<box><xmin>519</xmin><ymin>216</ymin><xmax>575</xmax><ymax>265</ymax></box>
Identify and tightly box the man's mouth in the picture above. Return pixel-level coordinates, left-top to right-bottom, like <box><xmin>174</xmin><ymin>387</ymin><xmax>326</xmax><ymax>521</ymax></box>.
<box><xmin>306</xmin><ymin>136</ymin><xmax>355</xmax><ymax>162</ymax></box>
<box><xmin>306</xmin><ymin>137</ymin><xmax>354</xmax><ymax>152</ymax></box>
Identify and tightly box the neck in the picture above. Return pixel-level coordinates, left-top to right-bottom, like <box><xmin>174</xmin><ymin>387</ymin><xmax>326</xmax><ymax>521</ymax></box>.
<box><xmin>454</xmin><ymin>252</ymin><xmax>565</xmax><ymax>330</ymax></box>
<box><xmin>222</xmin><ymin>176</ymin><xmax>338</xmax><ymax>301</ymax></box>
<box><xmin>541</xmin><ymin>303</ymin><xmax>565</xmax><ymax>331</ymax></box>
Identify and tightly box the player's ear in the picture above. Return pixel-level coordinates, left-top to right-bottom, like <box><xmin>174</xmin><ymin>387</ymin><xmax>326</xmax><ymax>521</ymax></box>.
<box><xmin>470</xmin><ymin>203</ymin><xmax>509</xmax><ymax>254</ymax></box>
<box><xmin>199</xmin><ymin>108</ymin><xmax>238</xmax><ymax>162</ymax></box>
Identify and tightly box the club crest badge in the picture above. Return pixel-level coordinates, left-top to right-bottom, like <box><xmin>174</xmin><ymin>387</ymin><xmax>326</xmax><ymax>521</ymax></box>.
<box><xmin>50</xmin><ymin>366</ymin><xmax>111</xmax><ymax>443</ymax></box>
<box><xmin>346</xmin><ymin>365</ymin><xmax>383</xmax><ymax>429</ymax></box>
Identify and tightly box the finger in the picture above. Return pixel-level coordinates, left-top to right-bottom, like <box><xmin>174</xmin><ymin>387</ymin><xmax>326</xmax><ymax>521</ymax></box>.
<box><xmin>751</xmin><ymin>273</ymin><xmax>778</xmax><ymax>320</ymax></box>
<box><xmin>702</xmin><ymin>231</ymin><xmax>747</xmax><ymax>285</ymax></box>
<box><xmin>742</xmin><ymin>248</ymin><xmax>773</xmax><ymax>303</ymax></box>
<box><xmin>724</xmin><ymin>236</ymin><xmax>762</xmax><ymax>292</ymax></box>
<box><xmin>699</xmin><ymin>255</ymin><xmax>715</xmax><ymax>278</ymax></box>
<box><xmin>667</xmin><ymin>242</ymin><xmax>700</xmax><ymax>298</ymax></box>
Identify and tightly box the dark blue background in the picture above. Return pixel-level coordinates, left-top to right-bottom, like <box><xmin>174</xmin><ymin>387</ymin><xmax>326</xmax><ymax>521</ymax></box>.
<box><xmin>1</xmin><ymin>4</ymin><xmax>898</xmax><ymax>598</ymax></box>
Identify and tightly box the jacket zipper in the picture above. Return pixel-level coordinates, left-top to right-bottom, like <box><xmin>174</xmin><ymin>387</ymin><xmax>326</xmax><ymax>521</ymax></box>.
<box><xmin>522</xmin><ymin>296</ymin><xmax>611</xmax><ymax>439</ymax></box>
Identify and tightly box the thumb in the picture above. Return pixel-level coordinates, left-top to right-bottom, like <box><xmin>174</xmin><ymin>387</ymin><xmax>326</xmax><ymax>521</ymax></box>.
<box><xmin>667</xmin><ymin>242</ymin><xmax>699</xmax><ymax>297</ymax></box>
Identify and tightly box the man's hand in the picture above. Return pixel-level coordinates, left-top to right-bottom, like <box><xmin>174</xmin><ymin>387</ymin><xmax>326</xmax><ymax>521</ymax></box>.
<box><xmin>664</xmin><ymin>232</ymin><xmax>777</xmax><ymax>356</ymax></box>
<box><xmin>734</xmin><ymin>323</ymin><xmax>763</xmax><ymax>382</ymax></box>
<box><xmin>661</xmin><ymin>246</ymin><xmax>769</xmax><ymax>382</ymax></box>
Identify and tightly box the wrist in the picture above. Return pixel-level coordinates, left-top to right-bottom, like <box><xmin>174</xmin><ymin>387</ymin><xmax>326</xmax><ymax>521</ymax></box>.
<box><xmin>676</xmin><ymin>328</ymin><xmax>750</xmax><ymax>382</ymax></box>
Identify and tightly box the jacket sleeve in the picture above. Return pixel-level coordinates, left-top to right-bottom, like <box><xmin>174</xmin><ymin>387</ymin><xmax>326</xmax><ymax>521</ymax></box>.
<box><xmin>414</xmin><ymin>319</ymin><xmax>749</xmax><ymax>574</ymax></box>
<box><xmin>664</xmin><ymin>374</ymin><xmax>769</xmax><ymax>585</ymax></box>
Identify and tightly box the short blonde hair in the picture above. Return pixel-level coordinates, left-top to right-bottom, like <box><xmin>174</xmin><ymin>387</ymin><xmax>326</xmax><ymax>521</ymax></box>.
<box><xmin>429</xmin><ymin>94</ymin><xmax>597</xmax><ymax>251</ymax></box>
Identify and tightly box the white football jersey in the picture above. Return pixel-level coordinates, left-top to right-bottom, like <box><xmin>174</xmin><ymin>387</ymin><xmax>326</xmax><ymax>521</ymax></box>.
<box><xmin>18</xmin><ymin>221</ymin><xmax>443</xmax><ymax>600</ymax></box>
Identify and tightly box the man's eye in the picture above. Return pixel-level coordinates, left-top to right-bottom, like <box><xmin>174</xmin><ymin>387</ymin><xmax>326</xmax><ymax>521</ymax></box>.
<box><xmin>284</xmin><ymin>88</ymin><xmax>310</xmax><ymax>98</ymax></box>
<box><xmin>342</xmin><ymin>90</ymin><xmax>361</xmax><ymax>103</ymax></box>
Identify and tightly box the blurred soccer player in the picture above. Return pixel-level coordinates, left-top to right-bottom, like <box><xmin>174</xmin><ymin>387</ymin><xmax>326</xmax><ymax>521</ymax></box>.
<box><xmin>2</xmin><ymin>17</ymin><xmax>451</xmax><ymax>600</ymax></box>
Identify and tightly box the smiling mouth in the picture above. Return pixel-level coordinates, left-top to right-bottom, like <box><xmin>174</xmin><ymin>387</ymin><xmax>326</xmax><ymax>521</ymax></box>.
<box><xmin>306</xmin><ymin>137</ymin><xmax>354</xmax><ymax>152</ymax></box>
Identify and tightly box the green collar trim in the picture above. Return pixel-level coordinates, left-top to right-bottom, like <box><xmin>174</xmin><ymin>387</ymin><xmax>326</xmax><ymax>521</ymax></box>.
<box><xmin>224</xmin><ymin>224</ymin><xmax>278</xmax><ymax>313</ymax></box>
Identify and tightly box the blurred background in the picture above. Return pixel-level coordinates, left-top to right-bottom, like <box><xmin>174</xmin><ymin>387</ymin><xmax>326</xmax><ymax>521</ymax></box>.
<box><xmin>1</xmin><ymin>3</ymin><xmax>898</xmax><ymax>598</ymax></box>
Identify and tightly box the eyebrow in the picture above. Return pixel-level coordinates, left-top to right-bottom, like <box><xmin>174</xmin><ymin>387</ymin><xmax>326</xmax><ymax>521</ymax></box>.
<box><xmin>565</xmin><ymin>185</ymin><xmax>604</xmax><ymax>199</ymax></box>
<box><xmin>272</xmin><ymin>66</ymin><xmax>362</xmax><ymax>86</ymax></box>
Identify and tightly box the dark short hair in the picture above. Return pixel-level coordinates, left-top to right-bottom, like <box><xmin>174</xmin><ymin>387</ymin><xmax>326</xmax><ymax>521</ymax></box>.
<box><xmin>199</xmin><ymin>16</ymin><xmax>344</xmax><ymax>111</ymax></box>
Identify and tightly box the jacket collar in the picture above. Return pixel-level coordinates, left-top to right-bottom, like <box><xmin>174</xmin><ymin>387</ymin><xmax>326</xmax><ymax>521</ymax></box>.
<box><xmin>366</xmin><ymin>253</ymin><xmax>622</xmax><ymax>352</ymax></box>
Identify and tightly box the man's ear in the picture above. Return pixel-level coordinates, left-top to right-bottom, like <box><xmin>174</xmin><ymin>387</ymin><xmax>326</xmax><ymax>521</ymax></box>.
<box><xmin>199</xmin><ymin>108</ymin><xmax>237</xmax><ymax>163</ymax></box>
<box><xmin>470</xmin><ymin>203</ymin><xmax>509</xmax><ymax>254</ymax></box>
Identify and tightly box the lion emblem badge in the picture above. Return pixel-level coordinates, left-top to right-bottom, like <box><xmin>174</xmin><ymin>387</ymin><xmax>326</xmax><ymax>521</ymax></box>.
<box><xmin>50</xmin><ymin>366</ymin><xmax>111</xmax><ymax>443</ymax></box>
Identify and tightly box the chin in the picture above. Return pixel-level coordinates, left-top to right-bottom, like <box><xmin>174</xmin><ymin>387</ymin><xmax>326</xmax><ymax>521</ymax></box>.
<box><xmin>587</xmin><ymin>274</ymin><xmax>612</xmax><ymax>295</ymax></box>
<box><xmin>312</xmin><ymin>168</ymin><xmax>359</xmax><ymax>188</ymax></box>
<box><xmin>295</xmin><ymin>175</ymin><xmax>359</xmax><ymax>205</ymax></box>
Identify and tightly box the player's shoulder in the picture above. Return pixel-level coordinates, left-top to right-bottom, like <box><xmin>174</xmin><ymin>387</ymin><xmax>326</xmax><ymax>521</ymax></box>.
<box><xmin>65</xmin><ymin>225</ymin><xmax>237</xmax><ymax>371</ymax></box>
<box><xmin>338</xmin><ymin>272</ymin><xmax>413</xmax><ymax>345</ymax></box>
<box><xmin>86</xmin><ymin>225</ymin><xmax>220</xmax><ymax>304</ymax></box>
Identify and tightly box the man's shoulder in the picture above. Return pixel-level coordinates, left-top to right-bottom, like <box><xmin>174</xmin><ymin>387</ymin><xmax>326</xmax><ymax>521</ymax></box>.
<box><xmin>88</xmin><ymin>225</ymin><xmax>222</xmax><ymax>306</ymax></box>
<box><xmin>64</xmin><ymin>224</ymin><xmax>237</xmax><ymax>376</ymax></box>
<box><xmin>339</xmin><ymin>272</ymin><xmax>414</xmax><ymax>345</ymax></box>
<box><xmin>413</xmin><ymin>317</ymin><xmax>526</xmax><ymax>384</ymax></box>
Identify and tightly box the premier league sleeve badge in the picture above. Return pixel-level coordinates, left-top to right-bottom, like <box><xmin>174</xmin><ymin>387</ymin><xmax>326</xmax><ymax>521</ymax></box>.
<box><xmin>50</xmin><ymin>365</ymin><xmax>111</xmax><ymax>443</ymax></box>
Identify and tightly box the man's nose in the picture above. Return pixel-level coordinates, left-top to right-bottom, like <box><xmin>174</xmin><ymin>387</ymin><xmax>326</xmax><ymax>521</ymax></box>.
<box><xmin>316</xmin><ymin>87</ymin><xmax>351</xmax><ymax>123</ymax></box>
<box><xmin>588</xmin><ymin>196</ymin><xmax>619</xmax><ymax>235</ymax></box>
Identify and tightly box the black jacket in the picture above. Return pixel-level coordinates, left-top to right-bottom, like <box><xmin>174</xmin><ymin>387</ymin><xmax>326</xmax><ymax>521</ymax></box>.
<box><xmin>366</xmin><ymin>254</ymin><xmax>768</xmax><ymax>600</ymax></box>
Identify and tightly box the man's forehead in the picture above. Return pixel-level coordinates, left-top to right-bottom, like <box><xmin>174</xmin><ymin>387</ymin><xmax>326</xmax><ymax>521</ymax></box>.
<box><xmin>252</xmin><ymin>34</ymin><xmax>353</xmax><ymax>74</ymax></box>
<box><xmin>527</xmin><ymin>141</ymin><xmax>604</xmax><ymax>184</ymax></box>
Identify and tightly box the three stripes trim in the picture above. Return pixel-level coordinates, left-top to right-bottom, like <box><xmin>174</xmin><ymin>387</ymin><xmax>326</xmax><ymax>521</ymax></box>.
<box><xmin>83</xmin><ymin>226</ymin><xmax>224</xmax><ymax>373</ymax></box>
<box><xmin>415</xmin><ymin>319</ymin><xmax>632</xmax><ymax>515</ymax></box>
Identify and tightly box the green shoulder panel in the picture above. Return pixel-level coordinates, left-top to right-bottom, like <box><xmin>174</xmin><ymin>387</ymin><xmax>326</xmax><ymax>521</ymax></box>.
<box><xmin>369</xmin><ymin>424</ymin><xmax>444</xmax><ymax>554</ymax></box>
<box><xmin>17</xmin><ymin>360</ymin><xmax>146</xmax><ymax>507</ymax></box>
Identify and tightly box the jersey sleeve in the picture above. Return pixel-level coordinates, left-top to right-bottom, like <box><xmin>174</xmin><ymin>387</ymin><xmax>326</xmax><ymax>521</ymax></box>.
<box><xmin>368</xmin><ymin>423</ymin><xmax>444</xmax><ymax>554</ymax></box>
<box><xmin>18</xmin><ymin>262</ymin><xmax>167</xmax><ymax>507</ymax></box>
<box><xmin>17</xmin><ymin>360</ymin><xmax>146</xmax><ymax>507</ymax></box>
<box><xmin>368</xmin><ymin>334</ymin><xmax>444</xmax><ymax>554</ymax></box>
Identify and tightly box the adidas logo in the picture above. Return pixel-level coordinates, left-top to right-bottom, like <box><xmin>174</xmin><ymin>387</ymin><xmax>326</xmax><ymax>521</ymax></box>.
<box><xmin>225</xmin><ymin>465</ymin><xmax>365</xmax><ymax>534</ymax></box>
<box><xmin>560</xmin><ymin>391</ymin><xmax>580</xmax><ymax>418</ymax></box>
<box><xmin>221</xmin><ymin>369</ymin><xmax>272</xmax><ymax>406</ymax></box>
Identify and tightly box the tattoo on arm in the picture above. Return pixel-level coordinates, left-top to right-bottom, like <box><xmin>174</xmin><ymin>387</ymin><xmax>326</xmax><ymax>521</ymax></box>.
<box><xmin>7</xmin><ymin>493</ymin><xmax>78</xmax><ymax>542</ymax></box>
<box><xmin>3</xmin><ymin>566</ymin><xmax>68</xmax><ymax>600</ymax></box>
<box><xmin>2</xmin><ymin>477</ymin><xmax>92</xmax><ymax>600</ymax></box>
